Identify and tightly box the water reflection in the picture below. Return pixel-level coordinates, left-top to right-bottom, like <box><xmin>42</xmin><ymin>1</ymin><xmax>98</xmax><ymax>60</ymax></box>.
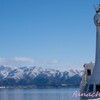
<box><xmin>0</xmin><ymin>88</ymin><xmax>80</xmax><ymax>100</ymax></box>
<box><xmin>80</xmin><ymin>97</ymin><xmax>100</xmax><ymax>100</ymax></box>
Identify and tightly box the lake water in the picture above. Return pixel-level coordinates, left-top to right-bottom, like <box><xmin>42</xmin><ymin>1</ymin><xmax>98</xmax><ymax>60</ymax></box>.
<box><xmin>0</xmin><ymin>88</ymin><xmax>80</xmax><ymax>100</ymax></box>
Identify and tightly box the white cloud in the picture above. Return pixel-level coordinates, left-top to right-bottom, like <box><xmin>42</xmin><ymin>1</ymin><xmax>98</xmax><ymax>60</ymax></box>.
<box><xmin>0</xmin><ymin>58</ymin><xmax>6</xmax><ymax>65</ymax></box>
<box><xmin>14</xmin><ymin>57</ymin><xmax>35</xmax><ymax>63</ymax></box>
<box><xmin>0</xmin><ymin>57</ymin><xmax>60</xmax><ymax>67</ymax></box>
<box><xmin>0</xmin><ymin>57</ymin><xmax>35</xmax><ymax>67</ymax></box>
<box><xmin>44</xmin><ymin>60</ymin><xmax>60</xmax><ymax>64</ymax></box>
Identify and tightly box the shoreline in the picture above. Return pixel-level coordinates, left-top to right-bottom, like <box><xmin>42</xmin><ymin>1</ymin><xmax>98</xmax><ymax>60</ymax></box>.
<box><xmin>0</xmin><ymin>85</ymin><xmax>79</xmax><ymax>89</ymax></box>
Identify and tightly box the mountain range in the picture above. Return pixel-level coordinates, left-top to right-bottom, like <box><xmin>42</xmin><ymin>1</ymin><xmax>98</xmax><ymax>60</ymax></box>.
<box><xmin>0</xmin><ymin>65</ymin><xmax>83</xmax><ymax>86</ymax></box>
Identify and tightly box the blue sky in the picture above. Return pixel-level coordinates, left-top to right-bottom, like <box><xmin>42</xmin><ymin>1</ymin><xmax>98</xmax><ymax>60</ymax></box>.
<box><xmin>0</xmin><ymin>0</ymin><xmax>99</xmax><ymax>70</ymax></box>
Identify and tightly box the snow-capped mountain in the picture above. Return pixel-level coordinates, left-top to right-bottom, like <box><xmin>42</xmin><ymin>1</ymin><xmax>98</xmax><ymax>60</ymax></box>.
<box><xmin>0</xmin><ymin>65</ymin><xmax>82</xmax><ymax>86</ymax></box>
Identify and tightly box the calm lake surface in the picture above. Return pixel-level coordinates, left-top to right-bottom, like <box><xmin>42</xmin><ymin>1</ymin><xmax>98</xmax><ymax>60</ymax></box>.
<box><xmin>0</xmin><ymin>88</ymin><xmax>80</xmax><ymax>100</ymax></box>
